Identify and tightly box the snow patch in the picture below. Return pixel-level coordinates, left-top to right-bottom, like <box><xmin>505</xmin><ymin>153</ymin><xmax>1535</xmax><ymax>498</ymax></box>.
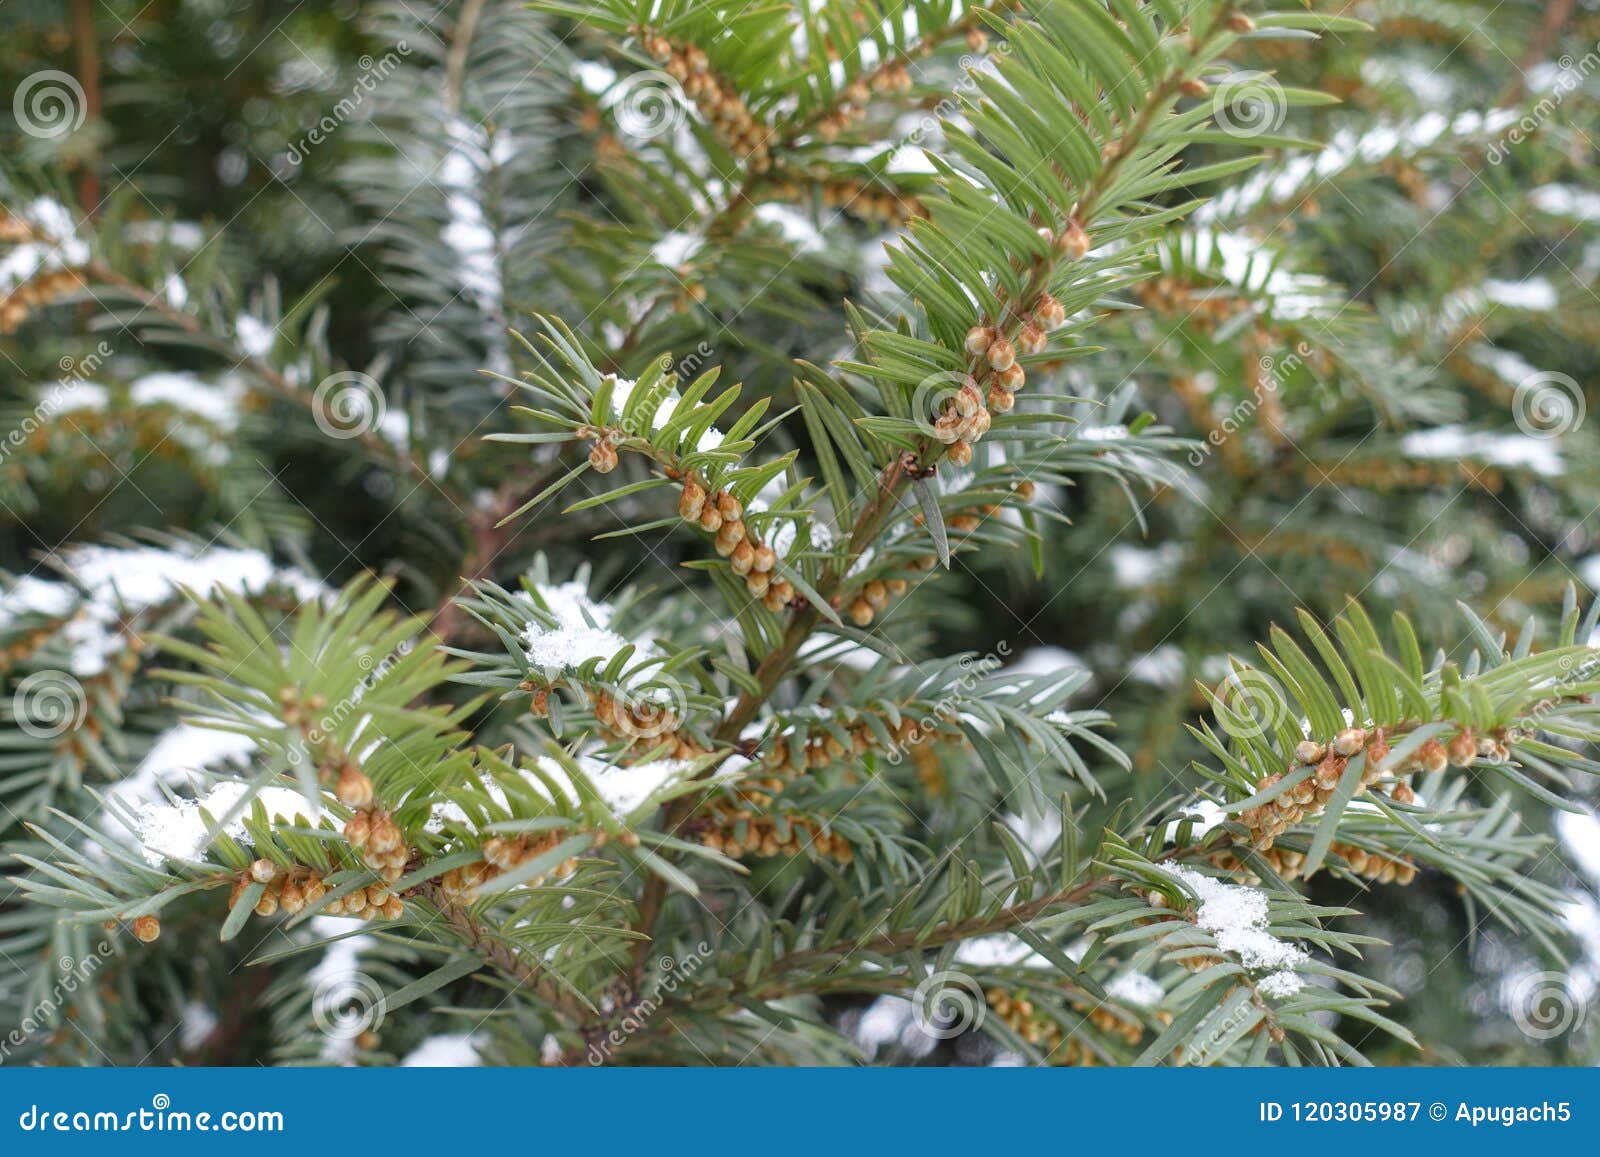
<box><xmin>573</xmin><ymin>61</ymin><xmax>618</xmax><ymax>95</ymax></box>
<box><xmin>1482</xmin><ymin>277</ymin><xmax>1557</xmax><ymax>312</ymax></box>
<box><xmin>1557</xmin><ymin>811</ymin><xmax>1600</xmax><ymax>885</ymax></box>
<box><xmin>306</xmin><ymin>922</ymin><xmax>378</xmax><ymax>1064</ymax></box>
<box><xmin>796</xmin><ymin>632</ymin><xmax>883</xmax><ymax>673</ymax></box>
<box><xmin>1005</xmin><ymin>647</ymin><xmax>1090</xmax><ymax>680</ymax></box>
<box><xmin>123</xmin><ymin>220</ymin><xmax>206</xmax><ymax>251</ymax></box>
<box><xmin>651</xmin><ymin>231</ymin><xmax>702</xmax><ymax>267</ymax></box>
<box><xmin>1257</xmin><ymin>970</ymin><xmax>1306</xmax><ymax>999</ymax></box>
<box><xmin>599</xmin><ymin>372</ymin><xmax>725</xmax><ymax>453</ymax></box>
<box><xmin>518</xmin><ymin>581</ymin><xmax>652</xmax><ymax>673</ymax></box>
<box><xmin>1180</xmin><ymin>229</ymin><xmax>1338</xmax><ymax>320</ymax></box>
<box><xmin>1399</xmin><ymin>425</ymin><xmax>1562</xmax><ymax>477</ymax></box>
<box><xmin>1156</xmin><ymin>864</ymin><xmax>1310</xmax><ymax>985</ymax></box>
<box><xmin>430</xmin><ymin>753</ymin><xmax>706</xmax><ymax>830</ymax></box>
<box><xmin>1164</xmin><ymin>799</ymin><xmax>1229</xmax><ymax>842</ymax></box>
<box><xmin>4</xmin><ymin>545</ymin><xmax>321</xmax><ymax>676</ymax></box>
<box><xmin>1107</xmin><ymin>971</ymin><xmax>1163</xmax><ymax>1007</ymax></box>
<box><xmin>400</xmin><ymin>1032</ymin><xmax>483</xmax><ymax>1067</ymax></box>
<box><xmin>438</xmin><ymin>118</ymin><xmax>507</xmax><ymax>322</ymax></box>
<box><xmin>1127</xmin><ymin>645</ymin><xmax>1186</xmax><ymax>687</ymax></box>
<box><xmin>529</xmin><ymin>753</ymin><xmax>692</xmax><ymax>817</ymax></box>
<box><xmin>954</xmin><ymin>933</ymin><xmax>1048</xmax><ymax>969</ymax></box>
<box><xmin>128</xmin><ymin>372</ymin><xmax>247</xmax><ymax>460</ymax></box>
<box><xmin>60</xmin><ymin>543</ymin><xmax>322</xmax><ymax>610</ymax></box>
<box><xmin>0</xmin><ymin>198</ymin><xmax>89</xmax><ymax>296</ymax></box>
<box><xmin>1079</xmin><ymin>424</ymin><xmax>1130</xmax><ymax>442</ymax></box>
<box><xmin>1109</xmin><ymin>543</ymin><xmax>1182</xmax><ymax>590</ymax></box>
<box><xmin>0</xmin><ymin>575</ymin><xmax>76</xmax><ymax>629</ymax></box>
<box><xmin>140</xmin><ymin>723</ymin><xmax>256</xmax><ymax>777</ymax></box>
<box><xmin>235</xmin><ymin>314</ymin><xmax>275</xmax><ymax>358</ymax></box>
<box><xmin>1530</xmin><ymin>184</ymin><xmax>1600</xmax><ymax>222</ymax></box>
<box><xmin>754</xmin><ymin>204</ymin><xmax>826</xmax><ymax>253</ymax></box>
<box><xmin>178</xmin><ymin>1002</ymin><xmax>219</xmax><ymax>1051</ymax></box>
<box><xmin>132</xmin><ymin>781</ymin><xmax>321</xmax><ymax>867</ymax></box>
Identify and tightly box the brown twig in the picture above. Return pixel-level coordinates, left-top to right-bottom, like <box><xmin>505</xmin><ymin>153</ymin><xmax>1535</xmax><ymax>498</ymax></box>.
<box><xmin>70</xmin><ymin>0</ymin><xmax>102</xmax><ymax>214</ymax></box>
<box><xmin>445</xmin><ymin>0</ymin><xmax>490</xmax><ymax>115</ymax></box>
<box><xmin>418</xmin><ymin>879</ymin><xmax>586</xmax><ymax>1017</ymax></box>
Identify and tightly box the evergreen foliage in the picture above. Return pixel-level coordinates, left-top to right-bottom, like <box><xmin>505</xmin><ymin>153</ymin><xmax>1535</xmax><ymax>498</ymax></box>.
<box><xmin>1</xmin><ymin>0</ymin><xmax>1596</xmax><ymax>1067</ymax></box>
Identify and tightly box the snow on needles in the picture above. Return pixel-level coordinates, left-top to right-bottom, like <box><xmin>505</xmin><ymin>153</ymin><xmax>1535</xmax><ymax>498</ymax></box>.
<box><xmin>429</xmin><ymin>753</ymin><xmax>700</xmax><ymax>831</ymax></box>
<box><xmin>1157</xmin><ymin>863</ymin><xmax>1309</xmax><ymax>997</ymax></box>
<box><xmin>141</xmin><ymin>723</ymin><xmax>258</xmax><ymax>775</ymax></box>
<box><xmin>1400</xmin><ymin>425</ymin><xmax>1563</xmax><ymax>477</ymax></box>
<box><xmin>0</xmin><ymin>198</ymin><xmax>89</xmax><ymax>295</ymax></box>
<box><xmin>60</xmin><ymin>543</ymin><xmax>321</xmax><ymax>608</ymax></box>
<box><xmin>540</xmin><ymin>753</ymin><xmax>691</xmax><ymax>817</ymax></box>
<box><xmin>101</xmin><ymin>723</ymin><xmax>259</xmax><ymax>820</ymax></box>
<box><xmin>2</xmin><ymin>544</ymin><xmax>321</xmax><ymax>676</ymax></box>
<box><xmin>131</xmin><ymin>781</ymin><xmax>320</xmax><ymax>868</ymax></box>
<box><xmin>601</xmin><ymin>373</ymin><xmax>726</xmax><ymax>453</ymax></box>
<box><xmin>518</xmin><ymin>581</ymin><xmax>654</xmax><ymax>673</ymax></box>
<box><xmin>1162</xmin><ymin>799</ymin><xmax>1229</xmax><ymax>842</ymax></box>
<box><xmin>953</xmin><ymin>933</ymin><xmax>1049</xmax><ymax>969</ymax></box>
<box><xmin>0</xmin><ymin>575</ymin><xmax>74</xmax><ymax>627</ymax></box>
<box><xmin>1256</xmin><ymin>971</ymin><xmax>1307</xmax><ymax>1000</ymax></box>
<box><xmin>400</xmin><ymin>1033</ymin><xmax>483</xmax><ymax>1067</ymax></box>
<box><xmin>1107</xmin><ymin>971</ymin><xmax>1164</xmax><ymax>1008</ymax></box>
